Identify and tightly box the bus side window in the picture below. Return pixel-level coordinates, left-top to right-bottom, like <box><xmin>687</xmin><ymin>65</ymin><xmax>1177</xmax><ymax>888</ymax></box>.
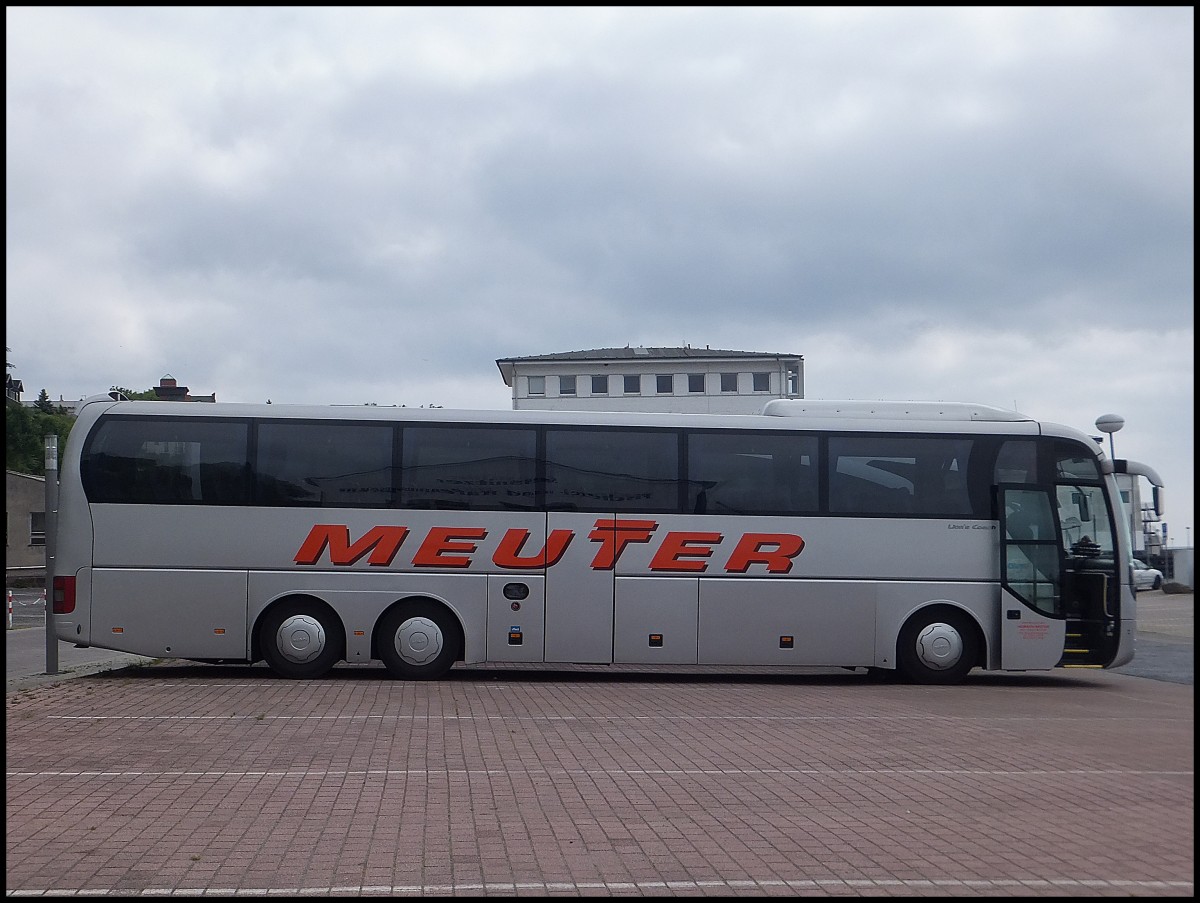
<box><xmin>545</xmin><ymin>428</ymin><xmax>678</xmax><ymax>513</ymax></box>
<box><xmin>401</xmin><ymin>425</ymin><xmax>537</xmax><ymax>511</ymax></box>
<box><xmin>200</xmin><ymin>462</ymin><xmax>252</xmax><ymax>506</ymax></box>
<box><xmin>686</xmin><ymin>431</ymin><xmax>818</xmax><ymax>516</ymax></box>
<box><xmin>83</xmin><ymin>452</ymin><xmax>135</xmax><ymax>503</ymax></box>
<box><xmin>829</xmin><ymin>436</ymin><xmax>977</xmax><ymax>517</ymax></box>
<box><xmin>995</xmin><ymin>440</ymin><xmax>1037</xmax><ymax>484</ymax></box>
<box><xmin>148</xmin><ymin>465</ymin><xmax>193</xmax><ymax>503</ymax></box>
<box><xmin>257</xmin><ymin>421</ymin><xmax>392</xmax><ymax>508</ymax></box>
<box><xmin>829</xmin><ymin>471</ymin><xmax>913</xmax><ymax>514</ymax></box>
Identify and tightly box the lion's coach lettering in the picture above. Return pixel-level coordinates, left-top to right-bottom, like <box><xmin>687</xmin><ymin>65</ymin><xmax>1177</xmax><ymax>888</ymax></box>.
<box><xmin>294</xmin><ymin>520</ymin><xmax>805</xmax><ymax>573</ymax></box>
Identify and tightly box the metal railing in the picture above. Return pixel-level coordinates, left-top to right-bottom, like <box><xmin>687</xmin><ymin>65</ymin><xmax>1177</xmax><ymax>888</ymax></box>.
<box><xmin>6</xmin><ymin>566</ymin><xmax>46</xmax><ymax>578</ymax></box>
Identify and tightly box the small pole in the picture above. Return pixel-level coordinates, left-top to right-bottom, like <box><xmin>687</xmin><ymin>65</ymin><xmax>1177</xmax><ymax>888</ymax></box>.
<box><xmin>44</xmin><ymin>434</ymin><xmax>59</xmax><ymax>674</ymax></box>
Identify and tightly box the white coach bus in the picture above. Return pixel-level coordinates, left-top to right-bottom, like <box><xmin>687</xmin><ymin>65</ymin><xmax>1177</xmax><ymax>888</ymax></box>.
<box><xmin>51</xmin><ymin>395</ymin><xmax>1164</xmax><ymax>684</ymax></box>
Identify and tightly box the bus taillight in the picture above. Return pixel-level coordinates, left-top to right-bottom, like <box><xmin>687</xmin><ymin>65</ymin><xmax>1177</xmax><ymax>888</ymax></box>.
<box><xmin>52</xmin><ymin>576</ymin><xmax>76</xmax><ymax>614</ymax></box>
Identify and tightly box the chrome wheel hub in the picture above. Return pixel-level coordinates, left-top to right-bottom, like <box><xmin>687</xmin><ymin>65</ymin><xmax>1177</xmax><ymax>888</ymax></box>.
<box><xmin>914</xmin><ymin>622</ymin><xmax>963</xmax><ymax>671</ymax></box>
<box><xmin>275</xmin><ymin>614</ymin><xmax>327</xmax><ymax>665</ymax></box>
<box><xmin>395</xmin><ymin>616</ymin><xmax>443</xmax><ymax>666</ymax></box>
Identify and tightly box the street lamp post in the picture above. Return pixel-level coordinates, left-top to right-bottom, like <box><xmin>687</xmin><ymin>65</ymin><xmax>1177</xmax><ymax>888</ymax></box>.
<box><xmin>44</xmin><ymin>434</ymin><xmax>59</xmax><ymax>674</ymax></box>
<box><xmin>1095</xmin><ymin>413</ymin><xmax>1125</xmax><ymax>459</ymax></box>
<box><xmin>1094</xmin><ymin>414</ymin><xmax>1136</xmax><ymax>554</ymax></box>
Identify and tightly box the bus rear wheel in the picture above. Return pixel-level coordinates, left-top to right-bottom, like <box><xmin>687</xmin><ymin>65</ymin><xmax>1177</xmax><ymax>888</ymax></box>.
<box><xmin>377</xmin><ymin>601</ymin><xmax>461</xmax><ymax>680</ymax></box>
<box><xmin>259</xmin><ymin>599</ymin><xmax>344</xmax><ymax>679</ymax></box>
<box><xmin>897</xmin><ymin>608</ymin><xmax>979</xmax><ymax>685</ymax></box>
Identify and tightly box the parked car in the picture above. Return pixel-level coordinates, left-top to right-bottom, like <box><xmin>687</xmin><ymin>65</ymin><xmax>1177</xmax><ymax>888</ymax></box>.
<box><xmin>1132</xmin><ymin>558</ymin><xmax>1164</xmax><ymax>591</ymax></box>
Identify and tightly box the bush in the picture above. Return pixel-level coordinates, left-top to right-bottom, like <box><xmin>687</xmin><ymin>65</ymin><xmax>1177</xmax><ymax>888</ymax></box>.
<box><xmin>1162</xmin><ymin>582</ymin><xmax>1194</xmax><ymax>595</ymax></box>
<box><xmin>5</xmin><ymin>403</ymin><xmax>74</xmax><ymax>475</ymax></box>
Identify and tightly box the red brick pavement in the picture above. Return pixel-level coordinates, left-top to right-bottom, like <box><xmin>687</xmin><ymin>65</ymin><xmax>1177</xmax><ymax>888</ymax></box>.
<box><xmin>5</xmin><ymin>662</ymin><xmax>1194</xmax><ymax>897</ymax></box>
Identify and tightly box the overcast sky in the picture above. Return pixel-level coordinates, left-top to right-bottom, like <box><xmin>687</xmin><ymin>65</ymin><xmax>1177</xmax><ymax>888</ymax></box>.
<box><xmin>6</xmin><ymin>7</ymin><xmax>1194</xmax><ymax>544</ymax></box>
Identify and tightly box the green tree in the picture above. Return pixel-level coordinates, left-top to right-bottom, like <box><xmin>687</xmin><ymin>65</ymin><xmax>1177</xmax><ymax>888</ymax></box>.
<box><xmin>110</xmin><ymin>385</ymin><xmax>159</xmax><ymax>400</ymax></box>
<box><xmin>5</xmin><ymin>403</ymin><xmax>74</xmax><ymax>475</ymax></box>
<box><xmin>35</xmin><ymin>388</ymin><xmax>54</xmax><ymax>413</ymax></box>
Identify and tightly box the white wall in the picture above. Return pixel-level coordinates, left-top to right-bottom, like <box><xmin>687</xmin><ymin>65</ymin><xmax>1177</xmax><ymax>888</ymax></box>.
<box><xmin>1167</xmin><ymin>547</ymin><xmax>1194</xmax><ymax>588</ymax></box>
<box><xmin>509</xmin><ymin>358</ymin><xmax>802</xmax><ymax>415</ymax></box>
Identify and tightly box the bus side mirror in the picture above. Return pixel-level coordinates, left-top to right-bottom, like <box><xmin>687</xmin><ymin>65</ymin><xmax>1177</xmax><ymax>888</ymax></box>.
<box><xmin>1153</xmin><ymin>486</ymin><xmax>1164</xmax><ymax>517</ymax></box>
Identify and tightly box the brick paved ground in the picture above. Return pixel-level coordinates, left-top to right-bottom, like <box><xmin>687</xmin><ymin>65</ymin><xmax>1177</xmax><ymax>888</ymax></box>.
<box><xmin>1134</xmin><ymin>590</ymin><xmax>1194</xmax><ymax>639</ymax></box>
<box><xmin>6</xmin><ymin>658</ymin><xmax>1193</xmax><ymax>897</ymax></box>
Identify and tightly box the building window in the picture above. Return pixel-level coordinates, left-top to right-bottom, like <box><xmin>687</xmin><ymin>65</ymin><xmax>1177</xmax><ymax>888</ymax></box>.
<box><xmin>591</xmin><ymin>375</ymin><xmax>608</xmax><ymax>395</ymax></box>
<box><xmin>656</xmin><ymin>374</ymin><xmax>673</xmax><ymax>394</ymax></box>
<box><xmin>29</xmin><ymin>511</ymin><xmax>46</xmax><ymax>546</ymax></box>
<box><xmin>786</xmin><ymin>363</ymin><xmax>800</xmax><ymax>396</ymax></box>
<box><xmin>527</xmin><ymin>376</ymin><xmax>545</xmax><ymax>396</ymax></box>
<box><xmin>688</xmin><ymin>373</ymin><xmax>705</xmax><ymax>393</ymax></box>
<box><xmin>752</xmin><ymin>372</ymin><xmax>770</xmax><ymax>392</ymax></box>
<box><xmin>559</xmin><ymin>375</ymin><xmax>576</xmax><ymax>396</ymax></box>
<box><xmin>623</xmin><ymin>375</ymin><xmax>640</xmax><ymax>394</ymax></box>
<box><xmin>720</xmin><ymin>373</ymin><xmax>738</xmax><ymax>393</ymax></box>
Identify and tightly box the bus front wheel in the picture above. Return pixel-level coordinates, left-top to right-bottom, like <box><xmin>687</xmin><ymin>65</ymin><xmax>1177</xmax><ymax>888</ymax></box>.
<box><xmin>897</xmin><ymin>608</ymin><xmax>979</xmax><ymax>685</ymax></box>
<box><xmin>377</xmin><ymin>601</ymin><xmax>461</xmax><ymax>680</ymax></box>
<box><xmin>259</xmin><ymin>599</ymin><xmax>344</xmax><ymax>679</ymax></box>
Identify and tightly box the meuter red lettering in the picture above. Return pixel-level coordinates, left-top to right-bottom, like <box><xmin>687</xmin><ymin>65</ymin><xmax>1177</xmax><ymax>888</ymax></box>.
<box><xmin>412</xmin><ymin>527</ymin><xmax>488</xmax><ymax>568</ymax></box>
<box><xmin>589</xmin><ymin>518</ymin><xmax>658</xmax><ymax>569</ymax></box>
<box><xmin>294</xmin><ymin>524</ymin><xmax>410</xmax><ymax>567</ymax></box>
<box><xmin>492</xmin><ymin>528</ymin><xmax>574</xmax><ymax>569</ymax></box>
<box><xmin>724</xmin><ymin>533</ymin><xmax>805</xmax><ymax>573</ymax></box>
<box><xmin>648</xmin><ymin>531</ymin><xmax>723</xmax><ymax>572</ymax></box>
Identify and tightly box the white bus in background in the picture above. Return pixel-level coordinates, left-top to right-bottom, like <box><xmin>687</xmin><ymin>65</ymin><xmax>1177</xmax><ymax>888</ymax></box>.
<box><xmin>51</xmin><ymin>395</ymin><xmax>1164</xmax><ymax>685</ymax></box>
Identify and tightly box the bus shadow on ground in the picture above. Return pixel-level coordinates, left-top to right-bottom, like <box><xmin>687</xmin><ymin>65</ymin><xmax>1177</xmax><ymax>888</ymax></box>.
<box><xmin>85</xmin><ymin>661</ymin><xmax>1096</xmax><ymax>689</ymax></box>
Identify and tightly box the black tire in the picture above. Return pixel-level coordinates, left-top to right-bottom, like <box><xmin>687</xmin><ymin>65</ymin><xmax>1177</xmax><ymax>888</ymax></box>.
<box><xmin>897</xmin><ymin>608</ymin><xmax>979</xmax><ymax>685</ymax></box>
<box><xmin>376</xmin><ymin>601</ymin><xmax>461</xmax><ymax>680</ymax></box>
<box><xmin>1152</xmin><ymin>576</ymin><xmax>1163</xmax><ymax>590</ymax></box>
<box><xmin>258</xmin><ymin>599</ymin><xmax>344</xmax><ymax>679</ymax></box>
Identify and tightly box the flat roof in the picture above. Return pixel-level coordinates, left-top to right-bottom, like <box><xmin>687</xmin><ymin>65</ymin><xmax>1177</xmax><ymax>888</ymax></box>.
<box><xmin>495</xmin><ymin>347</ymin><xmax>802</xmax><ymax>384</ymax></box>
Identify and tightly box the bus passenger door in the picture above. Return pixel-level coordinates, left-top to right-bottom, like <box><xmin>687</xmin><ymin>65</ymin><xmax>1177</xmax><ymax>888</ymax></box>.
<box><xmin>543</xmin><ymin>513</ymin><xmax>616</xmax><ymax>663</ymax></box>
<box><xmin>998</xmin><ymin>486</ymin><xmax>1066</xmax><ymax>670</ymax></box>
<box><xmin>1054</xmin><ymin>482</ymin><xmax>1121</xmax><ymax>667</ymax></box>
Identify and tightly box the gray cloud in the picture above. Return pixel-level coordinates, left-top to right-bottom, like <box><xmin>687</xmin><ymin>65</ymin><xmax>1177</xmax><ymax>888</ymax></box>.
<box><xmin>6</xmin><ymin>6</ymin><xmax>1193</xmax><ymax>534</ymax></box>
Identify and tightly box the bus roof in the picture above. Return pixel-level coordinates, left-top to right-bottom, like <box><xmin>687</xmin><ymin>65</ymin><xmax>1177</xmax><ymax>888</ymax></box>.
<box><xmin>761</xmin><ymin>399</ymin><xmax>1032</xmax><ymax>422</ymax></box>
<box><xmin>76</xmin><ymin>394</ymin><xmax>1068</xmax><ymax>439</ymax></box>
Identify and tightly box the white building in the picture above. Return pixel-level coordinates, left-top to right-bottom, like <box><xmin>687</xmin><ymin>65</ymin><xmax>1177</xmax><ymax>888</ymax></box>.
<box><xmin>6</xmin><ymin>470</ymin><xmax>46</xmax><ymax>570</ymax></box>
<box><xmin>495</xmin><ymin>346</ymin><xmax>803</xmax><ymax>414</ymax></box>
